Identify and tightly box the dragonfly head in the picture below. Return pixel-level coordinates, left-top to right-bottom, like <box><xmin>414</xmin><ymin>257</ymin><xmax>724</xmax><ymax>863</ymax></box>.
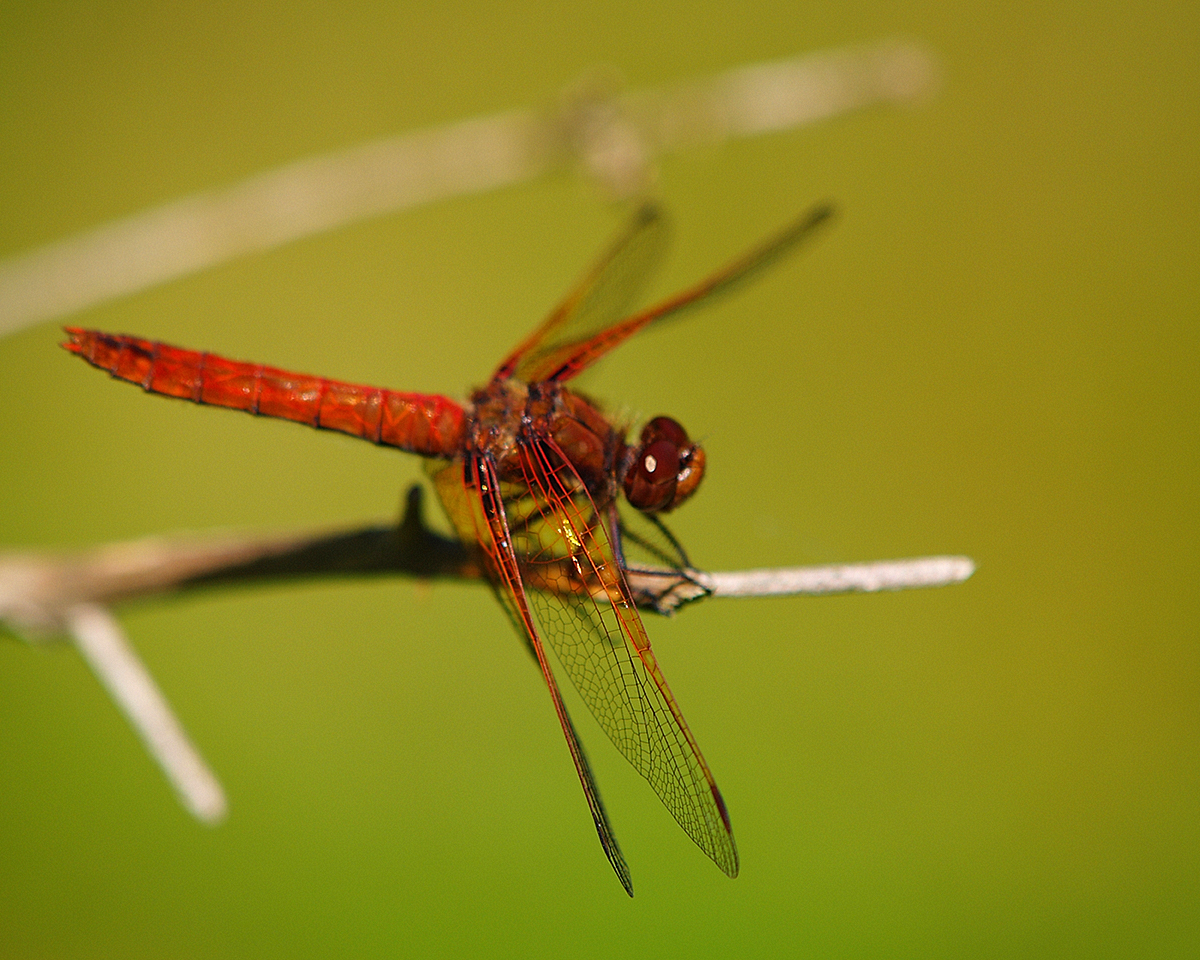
<box><xmin>622</xmin><ymin>416</ymin><xmax>705</xmax><ymax>514</ymax></box>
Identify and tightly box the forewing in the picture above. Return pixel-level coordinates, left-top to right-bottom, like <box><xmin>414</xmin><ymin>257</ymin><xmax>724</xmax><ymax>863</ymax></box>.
<box><xmin>537</xmin><ymin>202</ymin><xmax>835</xmax><ymax>383</ymax></box>
<box><xmin>508</xmin><ymin>437</ymin><xmax>739</xmax><ymax>877</ymax></box>
<box><xmin>428</xmin><ymin>456</ymin><xmax>634</xmax><ymax>895</ymax></box>
<box><xmin>493</xmin><ymin>204</ymin><xmax>669</xmax><ymax>383</ymax></box>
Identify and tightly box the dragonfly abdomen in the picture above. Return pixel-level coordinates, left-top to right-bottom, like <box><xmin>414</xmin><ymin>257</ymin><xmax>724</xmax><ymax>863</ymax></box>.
<box><xmin>63</xmin><ymin>328</ymin><xmax>465</xmax><ymax>457</ymax></box>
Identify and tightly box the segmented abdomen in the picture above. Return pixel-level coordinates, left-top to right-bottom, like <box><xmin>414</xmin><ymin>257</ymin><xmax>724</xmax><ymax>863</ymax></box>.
<box><xmin>63</xmin><ymin>328</ymin><xmax>465</xmax><ymax>458</ymax></box>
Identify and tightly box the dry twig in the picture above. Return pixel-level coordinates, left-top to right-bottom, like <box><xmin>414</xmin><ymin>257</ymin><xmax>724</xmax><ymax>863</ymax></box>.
<box><xmin>3</xmin><ymin>487</ymin><xmax>972</xmax><ymax>821</ymax></box>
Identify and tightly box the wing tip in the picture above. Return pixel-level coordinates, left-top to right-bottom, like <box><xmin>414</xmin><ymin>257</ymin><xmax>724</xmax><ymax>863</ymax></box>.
<box><xmin>711</xmin><ymin>782</ymin><xmax>740</xmax><ymax>878</ymax></box>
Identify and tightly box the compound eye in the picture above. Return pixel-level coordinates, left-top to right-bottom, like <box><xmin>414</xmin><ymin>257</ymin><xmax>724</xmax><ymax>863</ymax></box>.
<box><xmin>641</xmin><ymin>416</ymin><xmax>689</xmax><ymax>449</ymax></box>
<box><xmin>624</xmin><ymin>438</ymin><xmax>681</xmax><ymax>512</ymax></box>
<box><xmin>640</xmin><ymin>438</ymin><xmax>681</xmax><ymax>484</ymax></box>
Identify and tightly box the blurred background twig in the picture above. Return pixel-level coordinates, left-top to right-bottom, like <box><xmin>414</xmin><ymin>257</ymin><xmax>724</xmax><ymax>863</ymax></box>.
<box><xmin>0</xmin><ymin>40</ymin><xmax>933</xmax><ymax>338</ymax></box>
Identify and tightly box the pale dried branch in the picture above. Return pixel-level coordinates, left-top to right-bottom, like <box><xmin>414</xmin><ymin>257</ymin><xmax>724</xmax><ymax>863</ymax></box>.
<box><xmin>1</xmin><ymin>532</ymin><xmax>320</xmax><ymax>640</ymax></box>
<box><xmin>0</xmin><ymin>489</ymin><xmax>473</xmax><ymax>643</ymax></box>
<box><xmin>4</xmin><ymin>486</ymin><xmax>972</xmax><ymax>823</ymax></box>
<box><xmin>702</xmin><ymin>556</ymin><xmax>976</xmax><ymax>597</ymax></box>
<box><xmin>65</xmin><ymin>603</ymin><xmax>227</xmax><ymax>824</ymax></box>
<box><xmin>0</xmin><ymin>39</ymin><xmax>936</xmax><ymax>337</ymax></box>
<box><xmin>626</xmin><ymin>556</ymin><xmax>975</xmax><ymax>614</ymax></box>
<box><xmin>2</xmin><ymin>486</ymin><xmax>973</xmax><ymax>641</ymax></box>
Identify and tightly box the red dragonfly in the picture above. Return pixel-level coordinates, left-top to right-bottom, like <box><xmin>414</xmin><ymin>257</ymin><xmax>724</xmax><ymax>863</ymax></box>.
<box><xmin>64</xmin><ymin>202</ymin><xmax>833</xmax><ymax>895</ymax></box>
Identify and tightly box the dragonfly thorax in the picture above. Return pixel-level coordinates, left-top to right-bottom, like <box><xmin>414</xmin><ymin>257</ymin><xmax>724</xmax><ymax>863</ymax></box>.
<box><xmin>464</xmin><ymin>380</ymin><xmax>703</xmax><ymax>516</ymax></box>
<box><xmin>466</xmin><ymin>379</ymin><xmax>624</xmax><ymax>506</ymax></box>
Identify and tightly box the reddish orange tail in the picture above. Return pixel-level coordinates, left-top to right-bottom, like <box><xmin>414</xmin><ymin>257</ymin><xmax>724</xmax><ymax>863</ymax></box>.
<box><xmin>63</xmin><ymin>328</ymin><xmax>465</xmax><ymax>457</ymax></box>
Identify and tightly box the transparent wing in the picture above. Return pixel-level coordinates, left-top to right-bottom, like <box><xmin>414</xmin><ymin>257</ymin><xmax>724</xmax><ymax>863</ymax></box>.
<box><xmin>501</xmin><ymin>437</ymin><xmax>739</xmax><ymax>878</ymax></box>
<box><xmin>532</xmin><ymin>202</ymin><xmax>836</xmax><ymax>383</ymax></box>
<box><xmin>493</xmin><ymin>204</ymin><xmax>669</xmax><ymax>383</ymax></box>
<box><xmin>429</xmin><ymin>456</ymin><xmax>634</xmax><ymax>895</ymax></box>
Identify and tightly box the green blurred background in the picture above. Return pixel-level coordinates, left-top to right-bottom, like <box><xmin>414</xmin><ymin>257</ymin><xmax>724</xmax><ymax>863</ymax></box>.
<box><xmin>2</xmin><ymin>1</ymin><xmax>1196</xmax><ymax>957</ymax></box>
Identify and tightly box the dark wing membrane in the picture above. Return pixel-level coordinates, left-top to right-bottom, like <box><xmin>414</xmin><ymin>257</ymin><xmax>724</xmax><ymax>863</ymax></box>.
<box><xmin>428</xmin><ymin>456</ymin><xmax>634</xmax><ymax>895</ymax></box>
<box><xmin>506</xmin><ymin>437</ymin><xmax>739</xmax><ymax>878</ymax></box>
<box><xmin>541</xmin><ymin>202</ymin><xmax>836</xmax><ymax>383</ymax></box>
<box><xmin>493</xmin><ymin>204</ymin><xmax>669</xmax><ymax>384</ymax></box>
